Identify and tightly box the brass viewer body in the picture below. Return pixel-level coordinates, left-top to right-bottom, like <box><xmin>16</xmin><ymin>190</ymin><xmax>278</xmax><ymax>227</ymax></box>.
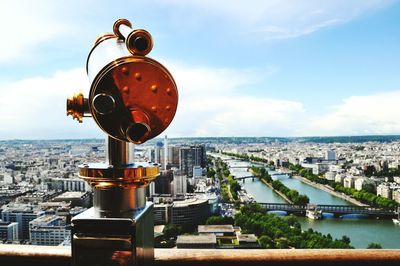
<box><xmin>67</xmin><ymin>18</ymin><xmax>178</xmax><ymax>266</ymax></box>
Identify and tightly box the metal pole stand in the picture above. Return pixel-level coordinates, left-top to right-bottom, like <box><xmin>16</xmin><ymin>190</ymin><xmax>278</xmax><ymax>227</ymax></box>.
<box><xmin>71</xmin><ymin>138</ymin><xmax>159</xmax><ymax>266</ymax></box>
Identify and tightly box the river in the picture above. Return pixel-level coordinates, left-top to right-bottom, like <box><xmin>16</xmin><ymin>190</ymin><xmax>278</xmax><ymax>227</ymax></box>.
<box><xmin>228</xmin><ymin>159</ymin><xmax>400</xmax><ymax>249</ymax></box>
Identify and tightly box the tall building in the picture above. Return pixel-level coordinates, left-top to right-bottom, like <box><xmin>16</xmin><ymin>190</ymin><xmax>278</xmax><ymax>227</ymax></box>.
<box><xmin>325</xmin><ymin>149</ymin><xmax>337</xmax><ymax>161</ymax></box>
<box><xmin>29</xmin><ymin>215</ymin><xmax>69</xmax><ymax>246</ymax></box>
<box><xmin>179</xmin><ymin>145</ymin><xmax>206</xmax><ymax>177</ymax></box>
<box><xmin>173</xmin><ymin>172</ymin><xmax>187</xmax><ymax>195</ymax></box>
<box><xmin>179</xmin><ymin>147</ymin><xmax>194</xmax><ymax>177</ymax></box>
<box><xmin>0</xmin><ymin>221</ymin><xmax>18</xmax><ymax>241</ymax></box>
<box><xmin>164</xmin><ymin>135</ymin><xmax>168</xmax><ymax>170</ymax></box>
<box><xmin>154</xmin><ymin>141</ymin><xmax>164</xmax><ymax>164</ymax></box>
<box><xmin>1</xmin><ymin>204</ymin><xmax>45</xmax><ymax>239</ymax></box>
<box><xmin>193</xmin><ymin>145</ymin><xmax>207</xmax><ymax>168</ymax></box>
<box><xmin>154</xmin><ymin>170</ymin><xmax>173</xmax><ymax>195</ymax></box>
<box><xmin>168</xmin><ymin>146</ymin><xmax>180</xmax><ymax>168</ymax></box>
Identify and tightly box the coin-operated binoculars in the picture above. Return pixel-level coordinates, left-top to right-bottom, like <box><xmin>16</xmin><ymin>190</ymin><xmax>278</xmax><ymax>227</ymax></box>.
<box><xmin>66</xmin><ymin>19</ymin><xmax>178</xmax><ymax>266</ymax></box>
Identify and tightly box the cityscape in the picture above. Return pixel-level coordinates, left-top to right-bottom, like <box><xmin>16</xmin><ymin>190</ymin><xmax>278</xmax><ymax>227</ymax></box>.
<box><xmin>0</xmin><ymin>136</ymin><xmax>399</xmax><ymax>249</ymax></box>
<box><xmin>1</xmin><ymin>2</ymin><xmax>400</xmax><ymax>266</ymax></box>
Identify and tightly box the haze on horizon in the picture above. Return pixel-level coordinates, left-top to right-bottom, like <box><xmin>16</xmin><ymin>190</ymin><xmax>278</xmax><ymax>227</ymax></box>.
<box><xmin>0</xmin><ymin>0</ymin><xmax>399</xmax><ymax>140</ymax></box>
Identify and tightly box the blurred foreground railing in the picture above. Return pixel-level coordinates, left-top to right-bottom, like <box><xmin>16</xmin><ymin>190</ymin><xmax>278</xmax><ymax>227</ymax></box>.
<box><xmin>0</xmin><ymin>245</ymin><xmax>400</xmax><ymax>266</ymax></box>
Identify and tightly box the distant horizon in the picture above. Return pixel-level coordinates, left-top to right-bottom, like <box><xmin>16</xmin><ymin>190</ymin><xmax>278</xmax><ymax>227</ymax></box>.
<box><xmin>2</xmin><ymin>134</ymin><xmax>400</xmax><ymax>141</ymax></box>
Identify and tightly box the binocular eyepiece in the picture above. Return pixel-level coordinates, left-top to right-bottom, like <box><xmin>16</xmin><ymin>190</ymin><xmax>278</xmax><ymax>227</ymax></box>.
<box><xmin>67</xmin><ymin>18</ymin><xmax>178</xmax><ymax>144</ymax></box>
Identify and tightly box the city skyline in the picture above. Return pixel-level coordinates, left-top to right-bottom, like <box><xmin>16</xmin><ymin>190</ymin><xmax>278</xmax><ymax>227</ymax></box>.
<box><xmin>1</xmin><ymin>0</ymin><xmax>400</xmax><ymax>139</ymax></box>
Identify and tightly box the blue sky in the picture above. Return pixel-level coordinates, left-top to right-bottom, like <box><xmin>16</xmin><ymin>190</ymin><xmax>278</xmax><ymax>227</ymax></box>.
<box><xmin>0</xmin><ymin>0</ymin><xmax>399</xmax><ymax>139</ymax></box>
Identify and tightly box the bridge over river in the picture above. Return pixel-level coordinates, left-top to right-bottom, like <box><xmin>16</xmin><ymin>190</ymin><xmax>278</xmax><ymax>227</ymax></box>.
<box><xmin>232</xmin><ymin>172</ymin><xmax>292</xmax><ymax>181</ymax></box>
<box><xmin>257</xmin><ymin>202</ymin><xmax>397</xmax><ymax>218</ymax></box>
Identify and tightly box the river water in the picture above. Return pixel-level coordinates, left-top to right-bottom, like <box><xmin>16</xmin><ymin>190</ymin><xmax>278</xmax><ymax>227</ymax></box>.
<box><xmin>228</xmin><ymin>160</ymin><xmax>400</xmax><ymax>248</ymax></box>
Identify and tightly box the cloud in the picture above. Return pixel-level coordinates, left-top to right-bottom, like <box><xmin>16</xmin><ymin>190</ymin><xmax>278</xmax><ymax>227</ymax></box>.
<box><xmin>0</xmin><ymin>0</ymin><xmax>68</xmax><ymax>63</ymax></box>
<box><xmin>162</xmin><ymin>62</ymin><xmax>305</xmax><ymax>137</ymax></box>
<box><xmin>0</xmin><ymin>68</ymin><xmax>101</xmax><ymax>139</ymax></box>
<box><xmin>0</xmin><ymin>62</ymin><xmax>305</xmax><ymax>139</ymax></box>
<box><xmin>1</xmin><ymin>62</ymin><xmax>400</xmax><ymax>139</ymax></box>
<box><xmin>306</xmin><ymin>91</ymin><xmax>400</xmax><ymax>136</ymax></box>
<box><xmin>1</xmin><ymin>0</ymin><xmax>394</xmax><ymax>63</ymax></box>
<box><xmin>163</xmin><ymin>0</ymin><xmax>394</xmax><ymax>40</ymax></box>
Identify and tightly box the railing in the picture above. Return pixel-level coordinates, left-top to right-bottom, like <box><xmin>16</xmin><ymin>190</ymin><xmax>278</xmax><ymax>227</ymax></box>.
<box><xmin>1</xmin><ymin>245</ymin><xmax>400</xmax><ymax>266</ymax></box>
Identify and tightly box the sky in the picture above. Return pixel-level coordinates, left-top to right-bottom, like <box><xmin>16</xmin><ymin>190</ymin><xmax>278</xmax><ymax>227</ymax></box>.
<box><xmin>0</xmin><ymin>0</ymin><xmax>400</xmax><ymax>139</ymax></box>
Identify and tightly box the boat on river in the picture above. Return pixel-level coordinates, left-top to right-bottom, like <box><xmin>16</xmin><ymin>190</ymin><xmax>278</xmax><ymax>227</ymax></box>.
<box><xmin>306</xmin><ymin>209</ymin><xmax>323</xmax><ymax>220</ymax></box>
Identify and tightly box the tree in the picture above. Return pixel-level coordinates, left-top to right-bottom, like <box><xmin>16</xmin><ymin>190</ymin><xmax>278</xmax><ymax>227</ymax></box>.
<box><xmin>275</xmin><ymin>237</ymin><xmax>289</xmax><ymax>249</ymax></box>
<box><xmin>367</xmin><ymin>242</ymin><xmax>382</xmax><ymax>249</ymax></box>
<box><xmin>206</xmin><ymin>216</ymin><xmax>234</xmax><ymax>225</ymax></box>
<box><xmin>163</xmin><ymin>224</ymin><xmax>181</xmax><ymax>239</ymax></box>
<box><xmin>341</xmin><ymin>235</ymin><xmax>351</xmax><ymax>245</ymax></box>
<box><xmin>362</xmin><ymin>183</ymin><xmax>376</xmax><ymax>194</ymax></box>
<box><xmin>258</xmin><ymin>235</ymin><xmax>275</xmax><ymax>248</ymax></box>
<box><xmin>206</xmin><ymin>168</ymin><xmax>216</xmax><ymax>179</ymax></box>
<box><xmin>236</xmin><ymin>203</ymin><xmax>353</xmax><ymax>249</ymax></box>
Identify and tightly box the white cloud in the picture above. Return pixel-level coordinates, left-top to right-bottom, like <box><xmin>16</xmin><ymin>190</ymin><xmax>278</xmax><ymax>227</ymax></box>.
<box><xmin>0</xmin><ymin>62</ymin><xmax>305</xmax><ymax>139</ymax></box>
<box><xmin>164</xmin><ymin>0</ymin><xmax>394</xmax><ymax>40</ymax></box>
<box><xmin>1</xmin><ymin>0</ymin><xmax>394</xmax><ymax>63</ymax></box>
<box><xmin>0</xmin><ymin>68</ymin><xmax>101</xmax><ymax>139</ymax></box>
<box><xmin>0</xmin><ymin>0</ymin><xmax>68</xmax><ymax>62</ymax></box>
<box><xmin>306</xmin><ymin>91</ymin><xmax>400</xmax><ymax>136</ymax></box>
<box><xmin>1</xmin><ymin>63</ymin><xmax>400</xmax><ymax>139</ymax></box>
<box><xmin>162</xmin><ymin>62</ymin><xmax>305</xmax><ymax>137</ymax></box>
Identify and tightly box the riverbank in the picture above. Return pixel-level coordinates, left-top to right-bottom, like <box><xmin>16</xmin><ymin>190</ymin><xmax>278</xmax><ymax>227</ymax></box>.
<box><xmin>289</xmin><ymin>174</ymin><xmax>367</xmax><ymax>206</ymax></box>
<box><xmin>259</xmin><ymin>178</ymin><xmax>293</xmax><ymax>204</ymax></box>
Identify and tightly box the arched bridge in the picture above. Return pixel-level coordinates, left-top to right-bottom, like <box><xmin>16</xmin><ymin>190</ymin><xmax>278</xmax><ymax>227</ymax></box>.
<box><xmin>257</xmin><ymin>202</ymin><xmax>397</xmax><ymax>218</ymax></box>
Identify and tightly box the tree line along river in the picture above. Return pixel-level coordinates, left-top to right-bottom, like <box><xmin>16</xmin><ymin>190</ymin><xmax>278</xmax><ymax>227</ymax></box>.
<box><xmin>227</xmin><ymin>159</ymin><xmax>400</xmax><ymax>249</ymax></box>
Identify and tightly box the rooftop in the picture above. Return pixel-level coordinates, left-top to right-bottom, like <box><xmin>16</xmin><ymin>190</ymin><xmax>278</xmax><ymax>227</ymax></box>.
<box><xmin>176</xmin><ymin>234</ymin><xmax>217</xmax><ymax>244</ymax></box>
<box><xmin>198</xmin><ymin>225</ymin><xmax>234</xmax><ymax>234</ymax></box>
<box><xmin>173</xmin><ymin>197</ymin><xmax>208</xmax><ymax>208</ymax></box>
<box><xmin>53</xmin><ymin>191</ymin><xmax>86</xmax><ymax>199</ymax></box>
<box><xmin>237</xmin><ymin>234</ymin><xmax>257</xmax><ymax>243</ymax></box>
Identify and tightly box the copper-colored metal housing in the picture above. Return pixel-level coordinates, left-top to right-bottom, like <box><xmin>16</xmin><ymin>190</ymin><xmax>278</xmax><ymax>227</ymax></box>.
<box><xmin>89</xmin><ymin>56</ymin><xmax>178</xmax><ymax>144</ymax></box>
<box><xmin>66</xmin><ymin>92</ymin><xmax>89</xmax><ymax>123</ymax></box>
<box><xmin>69</xmin><ymin>18</ymin><xmax>178</xmax><ymax>145</ymax></box>
<box><xmin>79</xmin><ymin>162</ymin><xmax>159</xmax><ymax>189</ymax></box>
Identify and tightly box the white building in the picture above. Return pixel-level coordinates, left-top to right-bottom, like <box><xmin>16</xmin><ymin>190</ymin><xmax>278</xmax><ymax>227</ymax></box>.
<box><xmin>29</xmin><ymin>215</ymin><xmax>69</xmax><ymax>246</ymax></box>
<box><xmin>313</xmin><ymin>163</ymin><xmax>330</xmax><ymax>175</ymax></box>
<box><xmin>377</xmin><ymin>183</ymin><xmax>392</xmax><ymax>199</ymax></box>
<box><xmin>2</xmin><ymin>172</ymin><xmax>14</xmax><ymax>184</ymax></box>
<box><xmin>393</xmin><ymin>189</ymin><xmax>400</xmax><ymax>204</ymax></box>
<box><xmin>343</xmin><ymin>176</ymin><xmax>355</xmax><ymax>188</ymax></box>
<box><xmin>325</xmin><ymin>171</ymin><xmax>336</xmax><ymax>181</ymax></box>
<box><xmin>354</xmin><ymin>177</ymin><xmax>366</xmax><ymax>191</ymax></box>
<box><xmin>335</xmin><ymin>173</ymin><xmax>345</xmax><ymax>184</ymax></box>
